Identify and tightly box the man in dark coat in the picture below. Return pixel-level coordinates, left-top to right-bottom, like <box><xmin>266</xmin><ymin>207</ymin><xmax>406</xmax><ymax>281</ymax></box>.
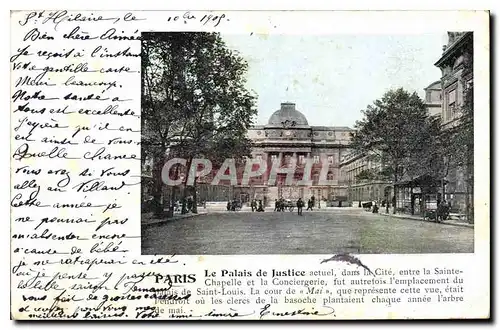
<box><xmin>297</xmin><ymin>198</ymin><xmax>304</xmax><ymax>215</ymax></box>
<box><xmin>257</xmin><ymin>200</ymin><xmax>264</xmax><ymax>212</ymax></box>
<box><xmin>306</xmin><ymin>198</ymin><xmax>313</xmax><ymax>211</ymax></box>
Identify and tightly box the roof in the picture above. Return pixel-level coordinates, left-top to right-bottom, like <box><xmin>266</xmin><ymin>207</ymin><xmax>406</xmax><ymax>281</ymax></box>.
<box><xmin>424</xmin><ymin>80</ymin><xmax>442</xmax><ymax>90</ymax></box>
<box><xmin>434</xmin><ymin>32</ymin><xmax>473</xmax><ymax>68</ymax></box>
<box><xmin>268</xmin><ymin>103</ymin><xmax>309</xmax><ymax>127</ymax></box>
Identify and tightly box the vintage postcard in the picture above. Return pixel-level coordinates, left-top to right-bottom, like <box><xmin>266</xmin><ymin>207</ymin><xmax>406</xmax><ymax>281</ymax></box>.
<box><xmin>10</xmin><ymin>10</ymin><xmax>489</xmax><ymax>320</ymax></box>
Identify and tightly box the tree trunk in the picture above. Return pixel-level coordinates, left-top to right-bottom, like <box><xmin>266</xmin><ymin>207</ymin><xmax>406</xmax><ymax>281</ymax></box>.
<box><xmin>181</xmin><ymin>157</ymin><xmax>193</xmax><ymax>214</ymax></box>
<box><xmin>410</xmin><ymin>186</ymin><xmax>414</xmax><ymax>215</ymax></box>
<box><xmin>152</xmin><ymin>153</ymin><xmax>165</xmax><ymax>217</ymax></box>
<box><xmin>441</xmin><ymin>180</ymin><xmax>446</xmax><ymax>203</ymax></box>
<box><xmin>169</xmin><ymin>164</ymin><xmax>181</xmax><ymax>217</ymax></box>
<box><xmin>392</xmin><ymin>184</ymin><xmax>397</xmax><ymax>214</ymax></box>
<box><xmin>192</xmin><ymin>180</ymin><xmax>198</xmax><ymax>214</ymax></box>
<box><xmin>392</xmin><ymin>173</ymin><xmax>398</xmax><ymax>214</ymax></box>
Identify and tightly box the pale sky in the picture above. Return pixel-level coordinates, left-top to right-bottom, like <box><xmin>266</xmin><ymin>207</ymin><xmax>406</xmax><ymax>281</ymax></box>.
<box><xmin>222</xmin><ymin>33</ymin><xmax>447</xmax><ymax>128</ymax></box>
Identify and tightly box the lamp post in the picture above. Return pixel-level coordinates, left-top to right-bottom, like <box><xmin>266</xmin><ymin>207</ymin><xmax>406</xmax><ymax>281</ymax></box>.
<box><xmin>317</xmin><ymin>189</ymin><xmax>321</xmax><ymax>209</ymax></box>
<box><xmin>348</xmin><ymin>178</ymin><xmax>352</xmax><ymax>206</ymax></box>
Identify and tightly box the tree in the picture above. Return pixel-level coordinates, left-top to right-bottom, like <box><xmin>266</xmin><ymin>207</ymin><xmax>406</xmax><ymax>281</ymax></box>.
<box><xmin>141</xmin><ymin>32</ymin><xmax>257</xmax><ymax>216</ymax></box>
<box><xmin>142</xmin><ymin>33</ymin><xmax>189</xmax><ymax>216</ymax></box>
<box><xmin>350</xmin><ymin>88</ymin><xmax>434</xmax><ymax>213</ymax></box>
<box><xmin>355</xmin><ymin>169</ymin><xmax>376</xmax><ymax>182</ymax></box>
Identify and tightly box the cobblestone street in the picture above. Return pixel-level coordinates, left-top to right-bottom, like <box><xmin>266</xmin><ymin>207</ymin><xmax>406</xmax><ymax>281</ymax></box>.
<box><xmin>141</xmin><ymin>208</ymin><xmax>474</xmax><ymax>255</ymax></box>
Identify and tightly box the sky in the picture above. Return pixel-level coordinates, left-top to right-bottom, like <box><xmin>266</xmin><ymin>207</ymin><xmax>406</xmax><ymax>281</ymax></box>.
<box><xmin>222</xmin><ymin>33</ymin><xmax>448</xmax><ymax>128</ymax></box>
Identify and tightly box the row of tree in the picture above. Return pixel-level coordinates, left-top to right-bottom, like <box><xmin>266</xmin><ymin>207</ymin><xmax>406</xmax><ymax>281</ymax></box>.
<box><xmin>141</xmin><ymin>32</ymin><xmax>257</xmax><ymax>216</ymax></box>
<box><xmin>350</xmin><ymin>63</ymin><xmax>473</xmax><ymax>222</ymax></box>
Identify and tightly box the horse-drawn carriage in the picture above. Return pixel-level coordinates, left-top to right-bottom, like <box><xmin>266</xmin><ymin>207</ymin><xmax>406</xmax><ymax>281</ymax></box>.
<box><xmin>362</xmin><ymin>201</ymin><xmax>373</xmax><ymax>210</ymax></box>
<box><xmin>227</xmin><ymin>200</ymin><xmax>242</xmax><ymax>211</ymax></box>
<box><xmin>283</xmin><ymin>199</ymin><xmax>295</xmax><ymax>212</ymax></box>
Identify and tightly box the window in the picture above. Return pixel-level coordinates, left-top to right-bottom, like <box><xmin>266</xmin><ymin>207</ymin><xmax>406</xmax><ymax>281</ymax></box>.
<box><xmin>256</xmin><ymin>155</ymin><xmax>262</xmax><ymax>161</ymax></box>
<box><xmin>447</xmin><ymin>89</ymin><xmax>457</xmax><ymax>119</ymax></box>
<box><xmin>298</xmin><ymin>155</ymin><xmax>305</xmax><ymax>164</ymax></box>
<box><xmin>271</xmin><ymin>154</ymin><xmax>277</xmax><ymax>162</ymax></box>
<box><xmin>313</xmin><ymin>155</ymin><xmax>320</xmax><ymax>164</ymax></box>
<box><xmin>328</xmin><ymin>156</ymin><xmax>334</xmax><ymax>164</ymax></box>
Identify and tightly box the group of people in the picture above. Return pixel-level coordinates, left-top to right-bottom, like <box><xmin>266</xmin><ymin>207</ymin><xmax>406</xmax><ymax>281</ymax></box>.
<box><xmin>228</xmin><ymin>199</ymin><xmax>265</xmax><ymax>212</ymax></box>
<box><xmin>273</xmin><ymin>198</ymin><xmax>290</xmax><ymax>212</ymax></box>
<box><xmin>273</xmin><ymin>197</ymin><xmax>317</xmax><ymax>215</ymax></box>
<box><xmin>250</xmin><ymin>200</ymin><xmax>265</xmax><ymax>212</ymax></box>
<box><xmin>435</xmin><ymin>200</ymin><xmax>451</xmax><ymax>222</ymax></box>
<box><xmin>227</xmin><ymin>200</ymin><xmax>242</xmax><ymax>211</ymax></box>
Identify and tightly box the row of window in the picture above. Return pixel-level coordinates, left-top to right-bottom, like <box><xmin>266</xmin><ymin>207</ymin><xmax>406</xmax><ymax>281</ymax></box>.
<box><xmin>249</xmin><ymin>154</ymin><xmax>338</xmax><ymax>165</ymax></box>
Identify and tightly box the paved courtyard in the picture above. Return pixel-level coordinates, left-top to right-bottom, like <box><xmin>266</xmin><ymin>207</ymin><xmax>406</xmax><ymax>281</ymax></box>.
<box><xmin>141</xmin><ymin>208</ymin><xmax>474</xmax><ymax>255</ymax></box>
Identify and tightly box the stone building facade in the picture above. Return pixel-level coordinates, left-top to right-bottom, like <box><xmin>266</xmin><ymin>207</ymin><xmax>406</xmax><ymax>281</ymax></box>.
<box><xmin>242</xmin><ymin>102</ymin><xmax>353</xmax><ymax>205</ymax></box>
<box><xmin>434</xmin><ymin>31</ymin><xmax>473</xmax><ymax>214</ymax></box>
<box><xmin>338</xmin><ymin>151</ymin><xmax>392</xmax><ymax>206</ymax></box>
<box><xmin>194</xmin><ymin>102</ymin><xmax>354</xmax><ymax>205</ymax></box>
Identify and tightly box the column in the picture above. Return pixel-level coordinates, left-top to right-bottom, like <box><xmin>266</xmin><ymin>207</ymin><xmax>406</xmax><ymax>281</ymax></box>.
<box><xmin>263</xmin><ymin>152</ymin><xmax>270</xmax><ymax>185</ymax></box>
<box><xmin>278</xmin><ymin>152</ymin><xmax>284</xmax><ymax>185</ymax></box>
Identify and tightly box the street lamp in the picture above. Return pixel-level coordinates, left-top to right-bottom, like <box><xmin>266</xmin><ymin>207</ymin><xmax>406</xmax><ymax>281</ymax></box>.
<box><xmin>317</xmin><ymin>189</ymin><xmax>321</xmax><ymax>209</ymax></box>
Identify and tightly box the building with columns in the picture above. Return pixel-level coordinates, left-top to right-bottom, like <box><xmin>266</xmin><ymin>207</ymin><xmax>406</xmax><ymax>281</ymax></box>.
<box><xmin>143</xmin><ymin>102</ymin><xmax>355</xmax><ymax>207</ymax></box>
<box><xmin>239</xmin><ymin>102</ymin><xmax>354</xmax><ymax>205</ymax></box>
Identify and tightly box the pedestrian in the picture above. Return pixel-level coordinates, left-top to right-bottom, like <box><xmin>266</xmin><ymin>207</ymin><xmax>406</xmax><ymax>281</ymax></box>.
<box><xmin>297</xmin><ymin>198</ymin><xmax>304</xmax><ymax>215</ymax></box>
<box><xmin>307</xmin><ymin>199</ymin><xmax>313</xmax><ymax>211</ymax></box>
<box><xmin>227</xmin><ymin>200</ymin><xmax>231</xmax><ymax>211</ymax></box>
<box><xmin>257</xmin><ymin>200</ymin><xmax>264</xmax><ymax>212</ymax></box>
<box><xmin>251</xmin><ymin>200</ymin><xmax>255</xmax><ymax>212</ymax></box>
<box><xmin>274</xmin><ymin>199</ymin><xmax>279</xmax><ymax>212</ymax></box>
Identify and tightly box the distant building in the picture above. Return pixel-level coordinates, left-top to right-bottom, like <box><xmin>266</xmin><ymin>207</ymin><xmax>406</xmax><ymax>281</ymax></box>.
<box><xmin>194</xmin><ymin>102</ymin><xmax>354</xmax><ymax>205</ymax></box>
<box><xmin>338</xmin><ymin>151</ymin><xmax>392</xmax><ymax>206</ymax></box>
<box><xmin>241</xmin><ymin>102</ymin><xmax>354</xmax><ymax>205</ymax></box>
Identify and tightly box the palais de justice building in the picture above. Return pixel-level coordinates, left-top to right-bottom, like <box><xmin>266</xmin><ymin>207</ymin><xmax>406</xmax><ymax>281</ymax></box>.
<box><xmin>229</xmin><ymin>102</ymin><xmax>354</xmax><ymax>205</ymax></box>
